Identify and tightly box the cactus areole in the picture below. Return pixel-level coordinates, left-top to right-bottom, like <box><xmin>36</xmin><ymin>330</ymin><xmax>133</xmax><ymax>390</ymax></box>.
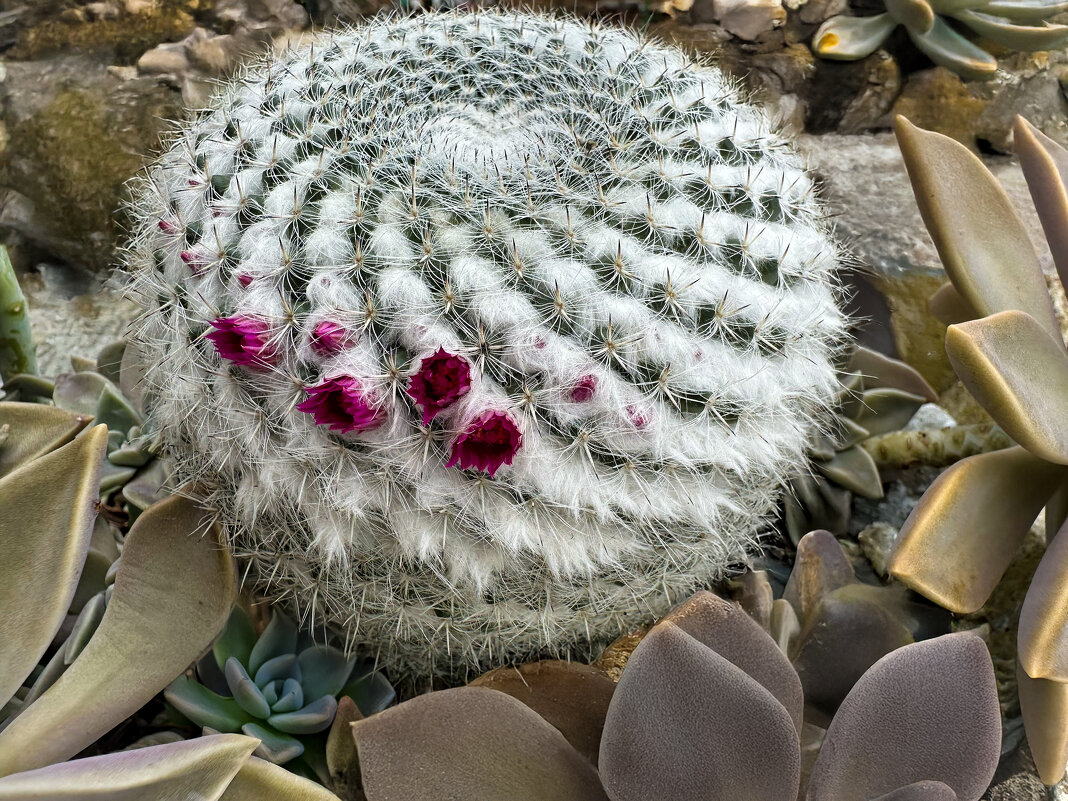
<box><xmin>124</xmin><ymin>11</ymin><xmax>847</xmax><ymax>682</ymax></box>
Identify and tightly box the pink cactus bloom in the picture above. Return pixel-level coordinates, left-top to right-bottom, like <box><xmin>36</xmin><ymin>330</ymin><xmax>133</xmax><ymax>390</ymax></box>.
<box><xmin>297</xmin><ymin>376</ymin><xmax>386</xmax><ymax>434</ymax></box>
<box><xmin>626</xmin><ymin>404</ymin><xmax>648</xmax><ymax>429</ymax></box>
<box><xmin>180</xmin><ymin>250</ymin><xmax>206</xmax><ymax>276</ymax></box>
<box><xmin>206</xmin><ymin>316</ymin><xmax>276</xmax><ymax>367</ymax></box>
<box><xmin>237</xmin><ymin>273</ymin><xmax>254</xmax><ymax>288</ymax></box>
<box><xmin>310</xmin><ymin>320</ymin><xmax>351</xmax><ymax>357</ymax></box>
<box><xmin>446</xmin><ymin>410</ymin><xmax>522</xmax><ymax>477</ymax></box>
<box><xmin>158</xmin><ymin>219</ymin><xmax>179</xmax><ymax>234</ymax></box>
<box><xmin>570</xmin><ymin>374</ymin><xmax>597</xmax><ymax>402</ymax></box>
<box><xmin>407</xmin><ymin>348</ymin><xmax>473</xmax><ymax>425</ymax></box>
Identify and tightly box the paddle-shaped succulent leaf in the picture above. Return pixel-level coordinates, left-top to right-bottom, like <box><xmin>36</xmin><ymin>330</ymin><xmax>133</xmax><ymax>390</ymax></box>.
<box><xmin>1016</xmin><ymin>662</ymin><xmax>1068</xmax><ymax>785</ymax></box>
<box><xmin>0</xmin><ymin>425</ymin><xmax>108</xmax><ymax>711</ymax></box>
<box><xmin>889</xmin><ymin>446</ymin><xmax>1068</xmax><ymax>612</ymax></box>
<box><xmin>218</xmin><ymin>755</ymin><xmax>343</xmax><ymax>801</ymax></box>
<box><xmin>0</xmin><ymin>403</ymin><xmax>89</xmax><ymax>478</ymax></box>
<box><xmin>353</xmin><ymin>686</ymin><xmax>608</xmax><ymax>801</ymax></box>
<box><xmin>0</xmin><ymin>734</ymin><xmax>257</xmax><ymax>801</ymax></box>
<box><xmin>806</xmin><ymin>633</ymin><xmax>1000</xmax><ymax>801</ymax></box>
<box><xmin>947</xmin><ymin>310</ymin><xmax>1068</xmax><ymax>465</ymax></box>
<box><xmin>1015</xmin><ymin>116</ymin><xmax>1068</xmax><ymax>299</ymax></box>
<box><xmin>165</xmin><ymin>604</ymin><xmax>394</xmax><ymax>765</ymax></box>
<box><xmin>894</xmin><ymin>116</ymin><xmax>1068</xmax><ymax>784</ymax></box>
<box><xmin>0</xmin><ymin>496</ymin><xmax>236</xmax><ymax>776</ymax></box>
<box><xmin>896</xmin><ymin>118</ymin><xmax>1058</xmax><ymax>335</ymax></box>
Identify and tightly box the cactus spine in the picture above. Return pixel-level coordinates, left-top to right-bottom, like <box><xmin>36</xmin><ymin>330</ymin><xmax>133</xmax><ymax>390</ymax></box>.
<box><xmin>123</xmin><ymin>11</ymin><xmax>847</xmax><ymax>682</ymax></box>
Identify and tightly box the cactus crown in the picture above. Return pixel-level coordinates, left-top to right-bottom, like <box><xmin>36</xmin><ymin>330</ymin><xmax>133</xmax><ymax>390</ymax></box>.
<box><xmin>124</xmin><ymin>10</ymin><xmax>847</xmax><ymax>682</ymax></box>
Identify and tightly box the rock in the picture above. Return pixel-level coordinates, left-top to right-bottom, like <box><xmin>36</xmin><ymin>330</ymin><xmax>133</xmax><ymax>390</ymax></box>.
<box><xmin>836</xmin><ymin>50</ymin><xmax>901</xmax><ymax>134</ymax></box>
<box><xmin>890</xmin><ymin>67</ymin><xmax>989</xmax><ymax>150</ymax></box>
<box><xmin>712</xmin><ymin>0</ymin><xmax>787</xmax><ymax>41</ymax></box>
<box><xmin>856</xmin><ymin>522</ymin><xmax>896</xmax><ymax>577</ymax></box>
<box><xmin>136</xmin><ymin>40</ymin><xmax>191</xmax><ymax>75</ymax></box>
<box><xmin>0</xmin><ymin>56</ymin><xmax>184</xmax><ymax>273</ymax></box>
<box><xmin>972</xmin><ymin>49</ymin><xmax>1068</xmax><ymax>153</ymax></box>
<box><xmin>16</xmin><ymin>261</ymin><xmax>138</xmax><ymax>379</ymax></box>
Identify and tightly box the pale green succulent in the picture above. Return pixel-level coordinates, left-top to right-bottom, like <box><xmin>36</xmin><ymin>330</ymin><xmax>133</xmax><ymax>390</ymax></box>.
<box><xmin>0</xmin><ymin>246</ymin><xmax>36</xmax><ymax>382</ymax></box>
<box><xmin>166</xmin><ymin>605</ymin><xmax>396</xmax><ymax>766</ymax></box>
<box><xmin>814</xmin><ymin>0</ymin><xmax>1068</xmax><ymax>80</ymax></box>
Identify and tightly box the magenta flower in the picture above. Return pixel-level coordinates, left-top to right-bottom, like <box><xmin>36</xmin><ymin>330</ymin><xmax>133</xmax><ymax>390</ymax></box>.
<box><xmin>407</xmin><ymin>348</ymin><xmax>473</xmax><ymax>425</ymax></box>
<box><xmin>310</xmin><ymin>320</ymin><xmax>351</xmax><ymax>357</ymax></box>
<box><xmin>237</xmin><ymin>273</ymin><xmax>254</xmax><ymax>288</ymax></box>
<box><xmin>180</xmin><ymin>250</ymin><xmax>206</xmax><ymax>276</ymax></box>
<box><xmin>446</xmin><ymin>410</ymin><xmax>522</xmax><ymax>477</ymax></box>
<box><xmin>158</xmin><ymin>219</ymin><xmax>178</xmax><ymax>234</ymax></box>
<box><xmin>206</xmin><ymin>316</ymin><xmax>276</xmax><ymax>367</ymax></box>
<box><xmin>569</xmin><ymin>374</ymin><xmax>597</xmax><ymax>402</ymax></box>
<box><xmin>297</xmin><ymin>376</ymin><xmax>386</xmax><ymax>434</ymax></box>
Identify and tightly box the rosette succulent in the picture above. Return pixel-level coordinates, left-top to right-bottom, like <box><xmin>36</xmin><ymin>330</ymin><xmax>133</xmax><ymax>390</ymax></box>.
<box><xmin>123</xmin><ymin>10</ymin><xmax>847</xmax><ymax>681</ymax></box>
<box><xmin>165</xmin><ymin>606</ymin><xmax>395</xmax><ymax>765</ymax></box>
<box><xmin>813</xmin><ymin>0</ymin><xmax>1068</xmax><ymax>80</ymax></box>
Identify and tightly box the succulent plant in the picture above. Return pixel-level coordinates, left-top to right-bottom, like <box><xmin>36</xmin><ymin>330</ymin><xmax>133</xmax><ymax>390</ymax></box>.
<box><xmin>889</xmin><ymin>115</ymin><xmax>1068</xmax><ymax>784</ymax></box>
<box><xmin>121</xmin><ymin>10</ymin><xmax>848</xmax><ymax>683</ymax></box>
<box><xmin>813</xmin><ymin>0</ymin><xmax>1068</xmax><ymax>80</ymax></box>
<box><xmin>337</xmin><ymin>591</ymin><xmax>1001</xmax><ymax>800</ymax></box>
<box><xmin>784</xmin><ymin>346</ymin><xmax>935</xmax><ymax>544</ymax></box>
<box><xmin>166</xmin><ymin>605</ymin><xmax>395</xmax><ymax>766</ymax></box>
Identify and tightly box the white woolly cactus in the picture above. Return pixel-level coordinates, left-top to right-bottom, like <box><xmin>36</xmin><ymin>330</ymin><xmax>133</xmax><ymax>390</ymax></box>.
<box><xmin>123</xmin><ymin>10</ymin><xmax>847</xmax><ymax>682</ymax></box>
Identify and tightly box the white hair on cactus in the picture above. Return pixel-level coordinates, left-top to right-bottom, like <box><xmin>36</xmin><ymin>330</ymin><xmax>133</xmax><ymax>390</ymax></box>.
<box><xmin>122</xmin><ymin>9</ymin><xmax>849</xmax><ymax>683</ymax></box>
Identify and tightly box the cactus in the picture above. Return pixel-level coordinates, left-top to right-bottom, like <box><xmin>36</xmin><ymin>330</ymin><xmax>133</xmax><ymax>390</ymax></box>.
<box><xmin>122</xmin><ymin>11</ymin><xmax>847</xmax><ymax>682</ymax></box>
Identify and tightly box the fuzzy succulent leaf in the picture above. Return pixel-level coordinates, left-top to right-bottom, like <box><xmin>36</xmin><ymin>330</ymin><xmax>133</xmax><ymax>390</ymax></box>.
<box><xmin>599</xmin><ymin>623</ymin><xmax>800</xmax><ymax>801</ymax></box>
<box><xmin>0</xmin><ymin>425</ymin><xmax>108</xmax><ymax>712</ymax></box>
<box><xmin>123</xmin><ymin>10</ymin><xmax>846</xmax><ymax>681</ymax></box>
<box><xmin>806</xmin><ymin>633</ymin><xmax>1000</xmax><ymax>801</ymax></box>
<box><xmin>353</xmin><ymin>686</ymin><xmax>608</xmax><ymax>801</ymax></box>
<box><xmin>218</xmin><ymin>755</ymin><xmax>343</xmax><ymax>801</ymax></box>
<box><xmin>0</xmin><ymin>496</ymin><xmax>236</xmax><ymax>777</ymax></box>
<box><xmin>0</xmin><ymin>734</ymin><xmax>258</xmax><ymax>801</ymax></box>
<box><xmin>0</xmin><ymin>402</ymin><xmax>89</xmax><ymax>478</ymax></box>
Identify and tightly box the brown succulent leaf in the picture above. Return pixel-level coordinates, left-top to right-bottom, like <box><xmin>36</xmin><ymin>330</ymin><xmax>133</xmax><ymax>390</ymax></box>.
<box><xmin>792</xmin><ymin>584</ymin><xmax>914</xmax><ymax>726</ymax></box>
<box><xmin>599</xmin><ymin>624</ymin><xmax>800</xmax><ymax>801</ymax></box>
<box><xmin>815</xmin><ymin>445</ymin><xmax>884</xmax><ymax>499</ymax></box>
<box><xmin>1018</xmin><ymin>516</ymin><xmax>1068</xmax><ymax>681</ymax></box>
<box><xmin>928</xmin><ymin>282</ymin><xmax>977</xmax><ymax>327</ymax></box>
<box><xmin>0</xmin><ymin>402</ymin><xmax>90</xmax><ymax>478</ymax></box>
<box><xmin>659</xmin><ymin>591</ymin><xmax>803</xmax><ymax>736</ymax></box>
<box><xmin>469</xmin><ymin>660</ymin><xmax>616</xmax><ymax>765</ymax></box>
<box><xmin>847</xmin><ymin>347</ymin><xmax>939</xmax><ymax>403</ymax></box>
<box><xmin>326</xmin><ymin>696</ymin><xmax>364</xmax><ymax>800</ymax></box>
<box><xmin>0</xmin><ymin>496</ymin><xmax>237</xmax><ymax>776</ymax></box>
<box><xmin>888</xmin><ymin>446</ymin><xmax>1068</xmax><ymax>613</ymax></box>
<box><xmin>0</xmin><ymin>425</ymin><xmax>108</xmax><ymax>711</ymax></box>
<box><xmin>947</xmin><ymin>310</ymin><xmax>1068</xmax><ymax>465</ymax></box>
<box><xmin>854</xmin><ymin>389</ymin><xmax>929</xmax><ymax>438</ymax></box>
<box><xmin>0</xmin><ymin>733</ymin><xmax>257</xmax><ymax>801</ymax></box>
<box><xmin>806</xmin><ymin>632</ymin><xmax>1000</xmax><ymax>801</ymax></box>
<box><xmin>353</xmin><ymin>686</ymin><xmax>607</xmax><ymax>801</ymax></box>
<box><xmin>871</xmin><ymin>781</ymin><xmax>959</xmax><ymax>801</ymax></box>
<box><xmin>1016</xmin><ymin>660</ymin><xmax>1068</xmax><ymax>785</ymax></box>
<box><xmin>783</xmin><ymin>530</ymin><xmax>856</xmax><ymax>622</ymax></box>
<box><xmin>894</xmin><ymin>117</ymin><xmax>1059</xmax><ymax>339</ymax></box>
<box><xmin>1015</xmin><ymin>116</ymin><xmax>1068</xmax><ymax>289</ymax></box>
